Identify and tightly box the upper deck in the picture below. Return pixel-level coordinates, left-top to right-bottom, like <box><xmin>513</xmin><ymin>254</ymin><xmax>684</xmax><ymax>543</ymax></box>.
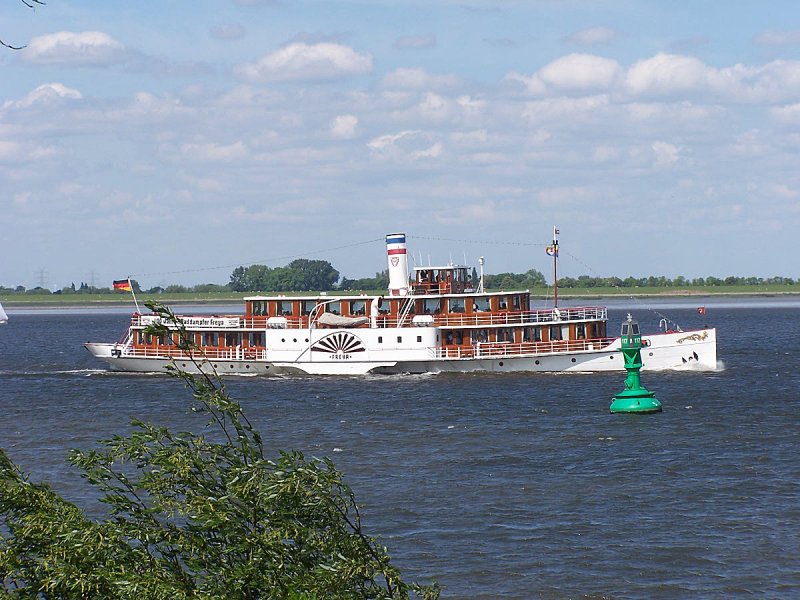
<box><xmin>133</xmin><ymin>304</ymin><xmax>607</xmax><ymax>330</ymax></box>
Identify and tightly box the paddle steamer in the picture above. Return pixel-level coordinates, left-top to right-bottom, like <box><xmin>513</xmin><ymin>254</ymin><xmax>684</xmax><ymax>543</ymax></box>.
<box><xmin>85</xmin><ymin>233</ymin><xmax>717</xmax><ymax>375</ymax></box>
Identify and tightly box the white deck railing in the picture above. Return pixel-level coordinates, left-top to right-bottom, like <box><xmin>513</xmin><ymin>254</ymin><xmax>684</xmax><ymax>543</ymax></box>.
<box><xmin>131</xmin><ymin>306</ymin><xmax>607</xmax><ymax>331</ymax></box>
<box><xmin>429</xmin><ymin>338</ymin><xmax>616</xmax><ymax>359</ymax></box>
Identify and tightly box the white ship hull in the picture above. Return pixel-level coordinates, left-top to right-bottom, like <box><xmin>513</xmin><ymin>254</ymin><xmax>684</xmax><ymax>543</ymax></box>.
<box><xmin>85</xmin><ymin>327</ymin><xmax>716</xmax><ymax>376</ymax></box>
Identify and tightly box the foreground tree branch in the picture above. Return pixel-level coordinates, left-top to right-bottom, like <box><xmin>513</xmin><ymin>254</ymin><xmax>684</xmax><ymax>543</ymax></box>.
<box><xmin>1</xmin><ymin>0</ymin><xmax>46</xmax><ymax>50</ymax></box>
<box><xmin>1</xmin><ymin>302</ymin><xmax>440</xmax><ymax>599</ymax></box>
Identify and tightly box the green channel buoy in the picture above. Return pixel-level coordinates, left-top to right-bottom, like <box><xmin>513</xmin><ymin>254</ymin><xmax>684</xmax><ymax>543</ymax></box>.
<box><xmin>610</xmin><ymin>314</ymin><xmax>662</xmax><ymax>414</ymax></box>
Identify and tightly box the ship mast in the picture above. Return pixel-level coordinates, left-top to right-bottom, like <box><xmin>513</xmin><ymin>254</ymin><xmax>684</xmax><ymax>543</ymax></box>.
<box><xmin>550</xmin><ymin>226</ymin><xmax>559</xmax><ymax>308</ymax></box>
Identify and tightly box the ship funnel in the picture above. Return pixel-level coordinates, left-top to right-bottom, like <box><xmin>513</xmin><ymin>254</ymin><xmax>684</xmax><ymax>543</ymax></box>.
<box><xmin>385</xmin><ymin>233</ymin><xmax>409</xmax><ymax>296</ymax></box>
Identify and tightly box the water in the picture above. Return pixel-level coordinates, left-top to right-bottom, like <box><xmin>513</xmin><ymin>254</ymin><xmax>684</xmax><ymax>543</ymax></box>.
<box><xmin>1</xmin><ymin>299</ymin><xmax>799</xmax><ymax>599</ymax></box>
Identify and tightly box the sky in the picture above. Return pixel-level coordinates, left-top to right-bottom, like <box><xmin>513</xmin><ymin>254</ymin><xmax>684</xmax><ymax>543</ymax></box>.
<box><xmin>2</xmin><ymin>0</ymin><xmax>800</xmax><ymax>290</ymax></box>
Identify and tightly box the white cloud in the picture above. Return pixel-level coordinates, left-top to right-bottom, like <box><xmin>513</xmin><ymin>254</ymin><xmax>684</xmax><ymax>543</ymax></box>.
<box><xmin>652</xmin><ymin>141</ymin><xmax>681</xmax><ymax>167</ymax></box>
<box><xmin>770</xmin><ymin>102</ymin><xmax>800</xmax><ymax>123</ymax></box>
<box><xmin>507</xmin><ymin>54</ymin><xmax>622</xmax><ymax>95</ymax></box>
<box><xmin>414</xmin><ymin>142</ymin><xmax>443</xmax><ymax>158</ymax></box>
<box><xmin>754</xmin><ymin>29</ymin><xmax>800</xmax><ymax>47</ymax></box>
<box><xmin>0</xmin><ymin>139</ymin><xmax>56</xmax><ymax>162</ymax></box>
<box><xmin>592</xmin><ymin>145</ymin><xmax>621</xmax><ymax>163</ymax></box>
<box><xmin>180</xmin><ymin>140</ymin><xmax>247</xmax><ymax>162</ymax></box>
<box><xmin>625</xmin><ymin>53</ymin><xmax>718</xmax><ymax>97</ymax></box>
<box><xmin>330</xmin><ymin>114</ymin><xmax>359</xmax><ymax>138</ymax></box>
<box><xmin>508</xmin><ymin>52</ymin><xmax>800</xmax><ymax>103</ymax></box>
<box><xmin>21</xmin><ymin>31</ymin><xmax>127</xmax><ymax>66</ymax></box>
<box><xmin>234</xmin><ymin>42</ymin><xmax>372</xmax><ymax>83</ymax></box>
<box><xmin>6</xmin><ymin>83</ymin><xmax>83</xmax><ymax>109</ymax></box>
<box><xmin>367</xmin><ymin>130</ymin><xmax>420</xmax><ymax>151</ymax></box>
<box><xmin>434</xmin><ymin>200</ymin><xmax>498</xmax><ymax>224</ymax></box>
<box><xmin>394</xmin><ymin>35</ymin><xmax>436</xmax><ymax>49</ymax></box>
<box><xmin>381</xmin><ymin>67</ymin><xmax>461</xmax><ymax>91</ymax></box>
<box><xmin>565</xmin><ymin>26</ymin><xmax>619</xmax><ymax>47</ymax></box>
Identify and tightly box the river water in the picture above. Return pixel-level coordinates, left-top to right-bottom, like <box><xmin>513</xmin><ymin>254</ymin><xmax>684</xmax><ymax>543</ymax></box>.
<box><xmin>1</xmin><ymin>298</ymin><xmax>799</xmax><ymax>599</ymax></box>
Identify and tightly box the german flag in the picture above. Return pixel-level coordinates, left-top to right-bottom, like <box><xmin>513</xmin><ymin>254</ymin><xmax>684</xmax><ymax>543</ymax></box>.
<box><xmin>113</xmin><ymin>279</ymin><xmax>132</xmax><ymax>292</ymax></box>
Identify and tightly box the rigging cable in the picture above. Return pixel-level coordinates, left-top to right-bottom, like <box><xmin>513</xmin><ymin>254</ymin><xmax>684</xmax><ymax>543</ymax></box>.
<box><xmin>561</xmin><ymin>248</ymin><xmax>685</xmax><ymax>332</ymax></box>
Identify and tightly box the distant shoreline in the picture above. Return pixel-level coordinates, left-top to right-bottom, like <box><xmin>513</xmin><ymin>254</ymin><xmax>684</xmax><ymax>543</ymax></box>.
<box><xmin>3</xmin><ymin>289</ymin><xmax>800</xmax><ymax>310</ymax></box>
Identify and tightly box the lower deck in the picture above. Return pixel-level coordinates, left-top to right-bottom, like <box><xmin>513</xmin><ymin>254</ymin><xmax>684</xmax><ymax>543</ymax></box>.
<box><xmin>86</xmin><ymin>326</ymin><xmax>718</xmax><ymax>375</ymax></box>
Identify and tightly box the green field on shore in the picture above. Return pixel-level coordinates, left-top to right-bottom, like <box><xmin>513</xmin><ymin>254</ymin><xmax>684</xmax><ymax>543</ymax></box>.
<box><xmin>2</xmin><ymin>284</ymin><xmax>798</xmax><ymax>306</ymax></box>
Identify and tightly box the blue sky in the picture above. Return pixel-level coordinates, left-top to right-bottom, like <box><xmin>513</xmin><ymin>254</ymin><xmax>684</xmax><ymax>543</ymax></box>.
<box><xmin>3</xmin><ymin>0</ymin><xmax>800</xmax><ymax>289</ymax></box>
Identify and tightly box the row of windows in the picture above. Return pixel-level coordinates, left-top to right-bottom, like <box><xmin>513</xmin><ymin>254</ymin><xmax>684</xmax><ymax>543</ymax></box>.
<box><xmin>137</xmin><ymin>331</ymin><xmax>265</xmax><ymax>347</ymax></box>
<box><xmin>250</xmin><ymin>295</ymin><xmax>528</xmax><ymax>318</ymax></box>
<box><xmin>442</xmin><ymin>323</ymin><xmax>596</xmax><ymax>346</ymax></box>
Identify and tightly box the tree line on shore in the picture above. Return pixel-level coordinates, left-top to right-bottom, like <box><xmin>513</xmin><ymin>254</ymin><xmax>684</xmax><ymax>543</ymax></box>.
<box><xmin>2</xmin><ymin>260</ymin><xmax>797</xmax><ymax>295</ymax></box>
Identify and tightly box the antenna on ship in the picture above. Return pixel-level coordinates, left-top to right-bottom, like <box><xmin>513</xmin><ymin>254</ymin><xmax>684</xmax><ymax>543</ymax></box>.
<box><xmin>478</xmin><ymin>256</ymin><xmax>485</xmax><ymax>293</ymax></box>
<box><xmin>546</xmin><ymin>226</ymin><xmax>560</xmax><ymax>308</ymax></box>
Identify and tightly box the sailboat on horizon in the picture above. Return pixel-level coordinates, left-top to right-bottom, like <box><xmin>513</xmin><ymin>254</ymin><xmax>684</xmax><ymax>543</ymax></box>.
<box><xmin>0</xmin><ymin>302</ymin><xmax>8</xmax><ymax>324</ymax></box>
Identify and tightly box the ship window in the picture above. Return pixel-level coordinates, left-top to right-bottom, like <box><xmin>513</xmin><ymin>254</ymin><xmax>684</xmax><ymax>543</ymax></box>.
<box><xmin>523</xmin><ymin>327</ymin><xmax>531</xmax><ymax>342</ymax></box>
<box><xmin>423</xmin><ymin>299</ymin><xmax>440</xmax><ymax>314</ymax></box>
<box><xmin>202</xmin><ymin>332</ymin><xmax>218</xmax><ymax>346</ymax></box>
<box><xmin>378</xmin><ymin>336</ymin><xmax>383</xmax><ymax>343</ymax></box>
<box><xmin>397</xmin><ymin>336</ymin><xmax>402</xmax><ymax>343</ymax></box>
<box><xmin>455</xmin><ymin>331</ymin><xmax>464</xmax><ymax>345</ymax></box>
<box><xmin>576</xmin><ymin>324</ymin><xmax>586</xmax><ymax>339</ymax></box>
<box><xmin>534</xmin><ymin>326</ymin><xmax>542</xmax><ymax>342</ymax></box>
<box><xmin>448</xmin><ymin>298</ymin><xmax>465</xmax><ymax>313</ymax></box>
<box><xmin>349</xmin><ymin>299</ymin><xmax>366</xmax><ymax>315</ymax></box>
<box><xmin>474</xmin><ymin>296</ymin><xmax>491</xmax><ymax>311</ymax></box>
<box><xmin>301</xmin><ymin>300</ymin><xmax>316</xmax><ymax>316</ymax></box>
<box><xmin>249</xmin><ymin>332</ymin><xmax>263</xmax><ymax>347</ymax></box>
<box><xmin>513</xmin><ymin>296</ymin><xmax>521</xmax><ymax>310</ymax></box>
<box><xmin>225</xmin><ymin>332</ymin><xmax>240</xmax><ymax>347</ymax></box>
<box><xmin>326</xmin><ymin>301</ymin><xmax>341</xmax><ymax>315</ymax></box>
<box><xmin>278</xmin><ymin>300</ymin><xmax>293</xmax><ymax>316</ymax></box>
<box><xmin>476</xmin><ymin>329</ymin><xmax>488</xmax><ymax>343</ymax></box>
<box><xmin>445</xmin><ymin>331</ymin><xmax>454</xmax><ymax>345</ymax></box>
<box><xmin>549</xmin><ymin>325</ymin><xmax>561</xmax><ymax>341</ymax></box>
<box><xmin>252</xmin><ymin>301</ymin><xmax>267</xmax><ymax>317</ymax></box>
<box><xmin>417</xmin><ymin>335</ymin><xmax>422</xmax><ymax>343</ymax></box>
<box><xmin>499</xmin><ymin>296</ymin><xmax>509</xmax><ymax>310</ymax></box>
<box><xmin>498</xmin><ymin>328</ymin><xmax>514</xmax><ymax>343</ymax></box>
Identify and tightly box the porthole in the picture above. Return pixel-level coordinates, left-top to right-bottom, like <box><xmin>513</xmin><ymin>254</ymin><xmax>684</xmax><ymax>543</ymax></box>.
<box><xmin>293</xmin><ymin>338</ymin><xmax>297</xmax><ymax>343</ymax></box>
<box><xmin>213</xmin><ymin>364</ymin><xmax>218</xmax><ymax>368</ymax></box>
<box><xmin>499</xmin><ymin>361</ymin><xmax>504</xmax><ymax>366</ymax></box>
<box><xmin>535</xmin><ymin>359</ymin><xmax>540</xmax><ymax>365</ymax></box>
<box><xmin>281</xmin><ymin>338</ymin><xmax>285</xmax><ymax>343</ymax></box>
<box><xmin>305</xmin><ymin>338</ymin><xmax>309</xmax><ymax>342</ymax></box>
<box><xmin>182</xmin><ymin>363</ymin><xmax>186</xmax><ymax>367</ymax></box>
<box><xmin>229</xmin><ymin>365</ymin><xmax>234</xmax><ymax>369</ymax></box>
<box><xmin>610</xmin><ymin>355</ymin><xmax>614</xmax><ymax>359</ymax></box>
<box><xmin>246</xmin><ymin>365</ymin><xmax>250</xmax><ymax>369</ymax></box>
<box><xmin>571</xmin><ymin>358</ymin><xmax>576</xmax><ymax>363</ymax></box>
<box><xmin>649</xmin><ymin>352</ymin><xmax>654</xmax><ymax>357</ymax></box>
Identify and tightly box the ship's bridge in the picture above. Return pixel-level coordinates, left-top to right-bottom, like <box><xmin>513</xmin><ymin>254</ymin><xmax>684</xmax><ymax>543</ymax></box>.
<box><xmin>411</xmin><ymin>265</ymin><xmax>472</xmax><ymax>295</ymax></box>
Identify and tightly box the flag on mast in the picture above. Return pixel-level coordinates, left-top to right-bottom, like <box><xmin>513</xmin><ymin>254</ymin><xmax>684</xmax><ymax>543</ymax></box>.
<box><xmin>547</xmin><ymin>225</ymin><xmax>559</xmax><ymax>256</ymax></box>
<box><xmin>113</xmin><ymin>279</ymin><xmax>132</xmax><ymax>292</ymax></box>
